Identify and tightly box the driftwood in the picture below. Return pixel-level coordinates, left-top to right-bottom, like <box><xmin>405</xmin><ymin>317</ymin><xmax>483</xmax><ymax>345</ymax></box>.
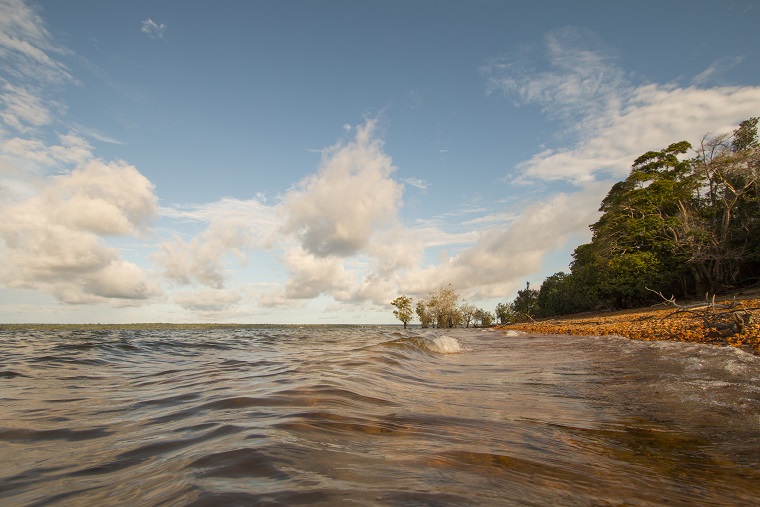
<box><xmin>646</xmin><ymin>288</ymin><xmax>756</xmax><ymax>337</ymax></box>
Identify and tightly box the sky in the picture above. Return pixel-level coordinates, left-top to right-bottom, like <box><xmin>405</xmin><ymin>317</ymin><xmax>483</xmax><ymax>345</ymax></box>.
<box><xmin>1</xmin><ymin>0</ymin><xmax>759</xmax><ymax>324</ymax></box>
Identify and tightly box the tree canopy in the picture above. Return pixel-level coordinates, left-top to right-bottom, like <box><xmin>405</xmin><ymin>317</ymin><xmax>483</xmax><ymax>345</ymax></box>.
<box><xmin>391</xmin><ymin>118</ymin><xmax>759</xmax><ymax>325</ymax></box>
<box><xmin>516</xmin><ymin>117</ymin><xmax>760</xmax><ymax>317</ymax></box>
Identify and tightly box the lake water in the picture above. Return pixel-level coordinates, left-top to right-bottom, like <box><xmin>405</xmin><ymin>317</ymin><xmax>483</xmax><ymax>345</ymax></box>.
<box><xmin>2</xmin><ymin>326</ymin><xmax>760</xmax><ymax>506</ymax></box>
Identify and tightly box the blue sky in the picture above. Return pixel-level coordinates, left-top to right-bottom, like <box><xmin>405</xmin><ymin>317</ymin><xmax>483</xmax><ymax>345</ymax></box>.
<box><xmin>1</xmin><ymin>0</ymin><xmax>759</xmax><ymax>324</ymax></box>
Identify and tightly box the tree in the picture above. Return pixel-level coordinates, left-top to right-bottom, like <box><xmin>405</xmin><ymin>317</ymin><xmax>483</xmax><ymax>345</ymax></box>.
<box><xmin>415</xmin><ymin>299</ymin><xmax>433</xmax><ymax>328</ymax></box>
<box><xmin>428</xmin><ymin>284</ymin><xmax>461</xmax><ymax>328</ymax></box>
<box><xmin>459</xmin><ymin>302</ymin><xmax>477</xmax><ymax>328</ymax></box>
<box><xmin>731</xmin><ymin>117</ymin><xmax>758</xmax><ymax>153</ymax></box>
<box><xmin>390</xmin><ymin>295</ymin><xmax>414</xmax><ymax>329</ymax></box>
<box><xmin>684</xmin><ymin>119</ymin><xmax>760</xmax><ymax>291</ymax></box>
<box><xmin>512</xmin><ymin>118</ymin><xmax>760</xmax><ymax>317</ymax></box>
<box><xmin>535</xmin><ymin>272</ymin><xmax>592</xmax><ymax>317</ymax></box>
<box><xmin>474</xmin><ymin>308</ymin><xmax>494</xmax><ymax>327</ymax></box>
<box><xmin>588</xmin><ymin>141</ymin><xmax>696</xmax><ymax>306</ymax></box>
<box><xmin>511</xmin><ymin>282</ymin><xmax>539</xmax><ymax>321</ymax></box>
<box><xmin>495</xmin><ymin>302</ymin><xmax>515</xmax><ymax>324</ymax></box>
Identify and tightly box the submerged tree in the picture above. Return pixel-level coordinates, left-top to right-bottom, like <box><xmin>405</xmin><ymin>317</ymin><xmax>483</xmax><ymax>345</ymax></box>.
<box><xmin>390</xmin><ymin>295</ymin><xmax>414</xmax><ymax>329</ymax></box>
<box><xmin>415</xmin><ymin>299</ymin><xmax>433</xmax><ymax>328</ymax></box>
<box><xmin>427</xmin><ymin>284</ymin><xmax>461</xmax><ymax>328</ymax></box>
<box><xmin>459</xmin><ymin>302</ymin><xmax>477</xmax><ymax>328</ymax></box>
<box><xmin>474</xmin><ymin>308</ymin><xmax>494</xmax><ymax>327</ymax></box>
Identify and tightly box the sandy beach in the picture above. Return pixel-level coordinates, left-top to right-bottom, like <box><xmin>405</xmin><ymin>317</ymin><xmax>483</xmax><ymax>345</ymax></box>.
<box><xmin>499</xmin><ymin>295</ymin><xmax>760</xmax><ymax>353</ymax></box>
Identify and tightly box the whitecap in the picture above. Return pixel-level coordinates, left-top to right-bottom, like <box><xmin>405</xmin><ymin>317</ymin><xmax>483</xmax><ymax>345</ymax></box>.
<box><xmin>426</xmin><ymin>335</ymin><xmax>465</xmax><ymax>354</ymax></box>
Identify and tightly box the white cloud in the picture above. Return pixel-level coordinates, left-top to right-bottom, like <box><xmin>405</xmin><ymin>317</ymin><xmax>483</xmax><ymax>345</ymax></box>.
<box><xmin>281</xmin><ymin>119</ymin><xmax>404</xmax><ymax>258</ymax></box>
<box><xmin>155</xmin><ymin>197</ymin><xmax>278</xmax><ymax>288</ymax></box>
<box><xmin>401</xmin><ymin>185</ymin><xmax>604</xmax><ymax>300</ymax></box>
<box><xmin>0</xmin><ymin>2</ymin><xmax>162</xmax><ymax>307</ymax></box>
<box><xmin>0</xmin><ymin>158</ymin><xmax>161</xmax><ymax>304</ymax></box>
<box><xmin>72</xmin><ymin>123</ymin><xmax>124</xmax><ymax>145</ymax></box>
<box><xmin>403</xmin><ymin>177</ymin><xmax>429</xmax><ymax>190</ymax></box>
<box><xmin>281</xmin><ymin>246</ymin><xmax>355</xmax><ymax>300</ymax></box>
<box><xmin>0</xmin><ymin>0</ymin><xmax>72</xmax><ymax>137</ymax></box>
<box><xmin>484</xmin><ymin>27</ymin><xmax>623</xmax><ymax>130</ymax></box>
<box><xmin>140</xmin><ymin>19</ymin><xmax>167</xmax><ymax>39</ymax></box>
<box><xmin>692</xmin><ymin>56</ymin><xmax>744</xmax><ymax>86</ymax></box>
<box><xmin>0</xmin><ymin>81</ymin><xmax>55</xmax><ymax>132</ymax></box>
<box><xmin>0</xmin><ymin>0</ymin><xmax>72</xmax><ymax>84</ymax></box>
<box><xmin>511</xmin><ymin>85</ymin><xmax>760</xmax><ymax>184</ymax></box>
<box><xmin>174</xmin><ymin>288</ymin><xmax>241</xmax><ymax>313</ymax></box>
<box><xmin>483</xmin><ymin>26</ymin><xmax>760</xmax><ymax>185</ymax></box>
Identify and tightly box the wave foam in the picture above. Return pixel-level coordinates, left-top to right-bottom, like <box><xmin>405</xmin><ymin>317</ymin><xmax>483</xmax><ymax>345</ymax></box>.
<box><xmin>426</xmin><ymin>335</ymin><xmax>465</xmax><ymax>354</ymax></box>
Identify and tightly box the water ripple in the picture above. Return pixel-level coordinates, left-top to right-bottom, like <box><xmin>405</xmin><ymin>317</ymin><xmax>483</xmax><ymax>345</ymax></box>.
<box><xmin>1</xmin><ymin>326</ymin><xmax>760</xmax><ymax>505</ymax></box>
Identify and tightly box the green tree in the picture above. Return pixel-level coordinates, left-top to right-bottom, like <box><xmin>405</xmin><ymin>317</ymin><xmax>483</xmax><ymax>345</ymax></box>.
<box><xmin>511</xmin><ymin>282</ymin><xmax>539</xmax><ymax>322</ymax></box>
<box><xmin>494</xmin><ymin>302</ymin><xmax>515</xmax><ymax>324</ymax></box>
<box><xmin>536</xmin><ymin>271</ymin><xmax>592</xmax><ymax>317</ymax></box>
<box><xmin>524</xmin><ymin>118</ymin><xmax>760</xmax><ymax>315</ymax></box>
<box><xmin>731</xmin><ymin>117</ymin><xmax>758</xmax><ymax>153</ymax></box>
<box><xmin>474</xmin><ymin>308</ymin><xmax>494</xmax><ymax>327</ymax></box>
<box><xmin>390</xmin><ymin>295</ymin><xmax>414</xmax><ymax>329</ymax></box>
<box><xmin>588</xmin><ymin>141</ymin><xmax>696</xmax><ymax>306</ymax></box>
<box><xmin>568</xmin><ymin>243</ymin><xmax>603</xmax><ymax>310</ymax></box>
<box><xmin>415</xmin><ymin>299</ymin><xmax>433</xmax><ymax>328</ymax></box>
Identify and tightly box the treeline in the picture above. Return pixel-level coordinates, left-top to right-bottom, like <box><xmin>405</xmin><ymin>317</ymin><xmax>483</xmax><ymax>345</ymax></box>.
<box><xmin>391</xmin><ymin>286</ymin><xmax>496</xmax><ymax>328</ymax></box>
<box><xmin>503</xmin><ymin>117</ymin><xmax>760</xmax><ymax>321</ymax></box>
<box><xmin>392</xmin><ymin>118</ymin><xmax>760</xmax><ymax>326</ymax></box>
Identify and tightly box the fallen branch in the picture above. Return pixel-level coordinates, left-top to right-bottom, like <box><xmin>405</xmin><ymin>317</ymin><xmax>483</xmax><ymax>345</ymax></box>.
<box><xmin>645</xmin><ymin>288</ymin><xmax>737</xmax><ymax>311</ymax></box>
<box><xmin>645</xmin><ymin>288</ymin><xmax>754</xmax><ymax>339</ymax></box>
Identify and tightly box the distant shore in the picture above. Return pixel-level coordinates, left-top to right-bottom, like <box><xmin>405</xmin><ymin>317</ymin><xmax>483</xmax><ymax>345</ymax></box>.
<box><xmin>0</xmin><ymin>323</ymin><xmax>367</xmax><ymax>331</ymax></box>
<box><xmin>499</xmin><ymin>295</ymin><xmax>760</xmax><ymax>354</ymax></box>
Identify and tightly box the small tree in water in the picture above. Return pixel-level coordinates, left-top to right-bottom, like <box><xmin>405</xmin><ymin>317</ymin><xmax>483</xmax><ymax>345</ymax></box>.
<box><xmin>390</xmin><ymin>295</ymin><xmax>414</xmax><ymax>328</ymax></box>
<box><xmin>415</xmin><ymin>299</ymin><xmax>433</xmax><ymax>328</ymax></box>
<box><xmin>428</xmin><ymin>284</ymin><xmax>461</xmax><ymax>328</ymax></box>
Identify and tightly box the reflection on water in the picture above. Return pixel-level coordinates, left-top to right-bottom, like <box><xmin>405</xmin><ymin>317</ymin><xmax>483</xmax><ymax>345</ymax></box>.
<box><xmin>1</xmin><ymin>327</ymin><xmax>760</xmax><ymax>506</ymax></box>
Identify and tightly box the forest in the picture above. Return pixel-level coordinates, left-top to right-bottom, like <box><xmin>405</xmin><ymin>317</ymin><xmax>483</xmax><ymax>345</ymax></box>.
<box><xmin>392</xmin><ymin>118</ymin><xmax>760</xmax><ymax>326</ymax></box>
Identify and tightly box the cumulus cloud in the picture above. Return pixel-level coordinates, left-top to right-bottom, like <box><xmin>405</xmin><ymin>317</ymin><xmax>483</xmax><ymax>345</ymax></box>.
<box><xmin>0</xmin><ymin>158</ymin><xmax>161</xmax><ymax>304</ymax></box>
<box><xmin>0</xmin><ymin>1</ymin><xmax>163</xmax><ymax>308</ymax></box>
<box><xmin>155</xmin><ymin>197</ymin><xmax>278</xmax><ymax>288</ymax></box>
<box><xmin>281</xmin><ymin>120</ymin><xmax>404</xmax><ymax>258</ymax></box>
<box><xmin>402</xmin><ymin>185</ymin><xmax>605</xmax><ymax>300</ymax></box>
<box><xmin>509</xmin><ymin>85</ymin><xmax>760</xmax><ymax>184</ymax></box>
<box><xmin>140</xmin><ymin>19</ymin><xmax>167</xmax><ymax>39</ymax></box>
<box><xmin>281</xmin><ymin>246</ymin><xmax>355</xmax><ymax>300</ymax></box>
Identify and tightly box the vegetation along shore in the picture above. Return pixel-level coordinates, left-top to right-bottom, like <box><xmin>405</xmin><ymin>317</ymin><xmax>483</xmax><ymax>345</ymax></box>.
<box><xmin>392</xmin><ymin>118</ymin><xmax>760</xmax><ymax>352</ymax></box>
<box><xmin>498</xmin><ymin>293</ymin><xmax>760</xmax><ymax>353</ymax></box>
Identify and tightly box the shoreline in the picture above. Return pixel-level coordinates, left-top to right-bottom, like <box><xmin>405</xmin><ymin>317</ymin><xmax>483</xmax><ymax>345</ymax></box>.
<box><xmin>498</xmin><ymin>297</ymin><xmax>760</xmax><ymax>354</ymax></box>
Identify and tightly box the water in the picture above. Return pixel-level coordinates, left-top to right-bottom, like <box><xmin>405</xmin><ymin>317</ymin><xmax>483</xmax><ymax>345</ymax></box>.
<box><xmin>2</xmin><ymin>326</ymin><xmax>760</xmax><ymax>506</ymax></box>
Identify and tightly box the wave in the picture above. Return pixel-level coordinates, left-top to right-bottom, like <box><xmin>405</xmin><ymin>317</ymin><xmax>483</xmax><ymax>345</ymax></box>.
<box><xmin>382</xmin><ymin>333</ymin><xmax>467</xmax><ymax>355</ymax></box>
<box><xmin>4</xmin><ymin>326</ymin><xmax>760</xmax><ymax>506</ymax></box>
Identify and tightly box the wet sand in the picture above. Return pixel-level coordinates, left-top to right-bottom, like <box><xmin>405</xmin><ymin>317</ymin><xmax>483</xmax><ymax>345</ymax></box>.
<box><xmin>500</xmin><ymin>296</ymin><xmax>760</xmax><ymax>353</ymax></box>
